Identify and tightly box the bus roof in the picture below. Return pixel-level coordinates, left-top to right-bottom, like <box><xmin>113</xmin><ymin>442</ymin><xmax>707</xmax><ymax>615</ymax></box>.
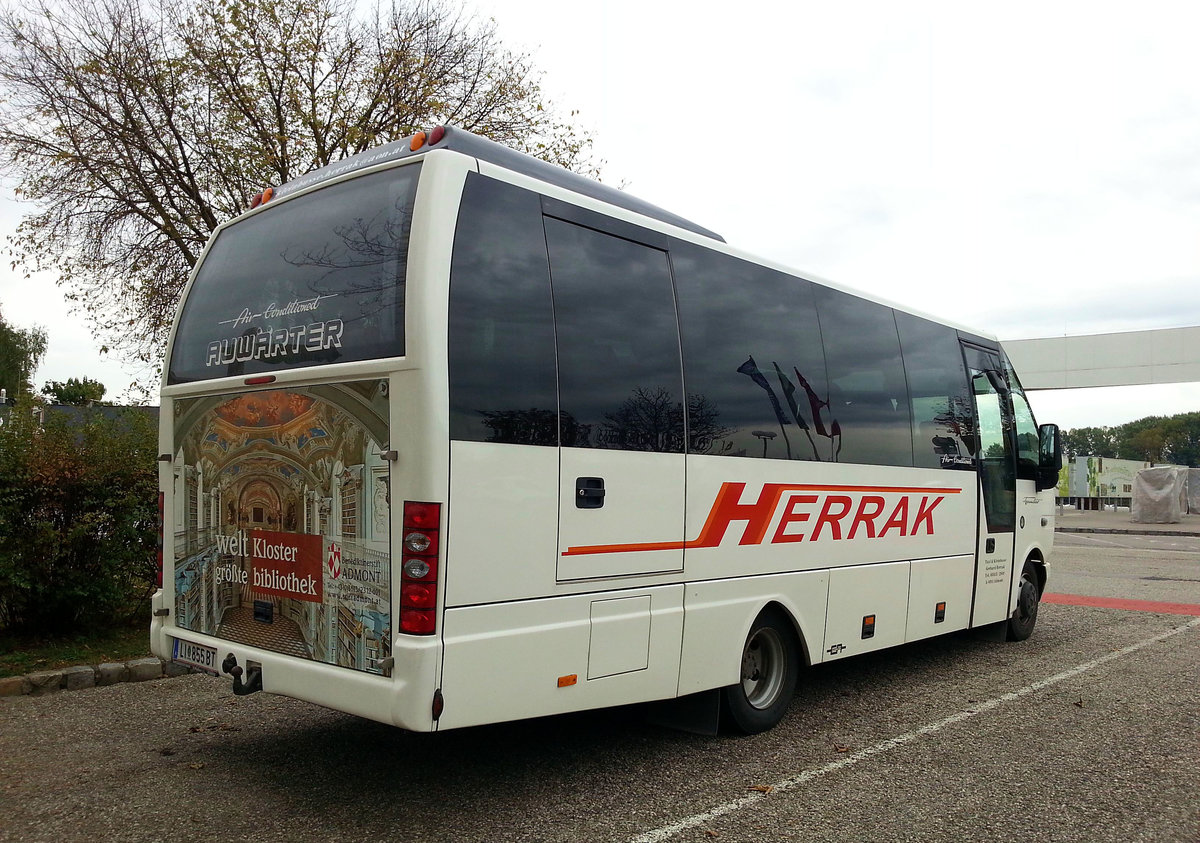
<box><xmin>270</xmin><ymin>125</ymin><xmax>725</xmax><ymax>242</ymax></box>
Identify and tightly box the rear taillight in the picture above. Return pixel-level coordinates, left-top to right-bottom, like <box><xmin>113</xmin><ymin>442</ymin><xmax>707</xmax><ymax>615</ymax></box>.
<box><xmin>400</xmin><ymin>501</ymin><xmax>441</xmax><ymax>635</ymax></box>
<box><xmin>156</xmin><ymin>491</ymin><xmax>165</xmax><ymax>588</ymax></box>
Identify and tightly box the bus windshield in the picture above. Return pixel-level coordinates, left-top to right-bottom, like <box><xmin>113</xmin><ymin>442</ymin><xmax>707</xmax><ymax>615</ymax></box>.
<box><xmin>168</xmin><ymin>163</ymin><xmax>421</xmax><ymax>384</ymax></box>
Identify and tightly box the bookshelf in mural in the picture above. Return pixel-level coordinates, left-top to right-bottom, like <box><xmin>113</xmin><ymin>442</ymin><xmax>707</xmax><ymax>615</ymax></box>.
<box><xmin>171</xmin><ymin>382</ymin><xmax>391</xmax><ymax>673</ymax></box>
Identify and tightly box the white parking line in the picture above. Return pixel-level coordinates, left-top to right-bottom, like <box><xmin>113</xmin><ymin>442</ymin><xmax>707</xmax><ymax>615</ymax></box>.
<box><xmin>629</xmin><ymin>616</ymin><xmax>1200</xmax><ymax>843</ymax></box>
<box><xmin>1059</xmin><ymin>533</ymin><xmax>1128</xmax><ymax>547</ymax></box>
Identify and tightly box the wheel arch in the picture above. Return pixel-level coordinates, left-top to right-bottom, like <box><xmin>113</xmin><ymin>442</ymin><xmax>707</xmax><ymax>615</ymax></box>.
<box><xmin>676</xmin><ymin>571</ymin><xmax>829</xmax><ymax>697</ymax></box>
<box><xmin>1024</xmin><ymin>547</ymin><xmax>1047</xmax><ymax>596</ymax></box>
<box><xmin>755</xmin><ymin>599</ymin><xmax>813</xmax><ymax>668</ymax></box>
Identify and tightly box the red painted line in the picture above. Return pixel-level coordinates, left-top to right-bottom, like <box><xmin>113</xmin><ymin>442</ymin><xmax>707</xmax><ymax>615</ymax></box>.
<box><xmin>1042</xmin><ymin>592</ymin><xmax>1200</xmax><ymax>616</ymax></box>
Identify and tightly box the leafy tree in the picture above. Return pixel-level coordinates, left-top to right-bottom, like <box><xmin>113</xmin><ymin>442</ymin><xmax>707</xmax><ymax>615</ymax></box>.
<box><xmin>1061</xmin><ymin>425</ymin><xmax>1117</xmax><ymax>459</ymax></box>
<box><xmin>1063</xmin><ymin>410</ymin><xmax>1200</xmax><ymax>467</ymax></box>
<box><xmin>0</xmin><ymin>397</ymin><xmax>158</xmax><ymax>633</ymax></box>
<box><xmin>1160</xmin><ymin>412</ymin><xmax>1200</xmax><ymax>466</ymax></box>
<box><xmin>1125</xmin><ymin>426</ymin><xmax>1167</xmax><ymax>463</ymax></box>
<box><xmin>0</xmin><ymin>307</ymin><xmax>47</xmax><ymax>400</ymax></box>
<box><xmin>42</xmin><ymin>377</ymin><xmax>108</xmax><ymax>406</ymax></box>
<box><xmin>0</xmin><ymin>0</ymin><xmax>596</xmax><ymax>372</ymax></box>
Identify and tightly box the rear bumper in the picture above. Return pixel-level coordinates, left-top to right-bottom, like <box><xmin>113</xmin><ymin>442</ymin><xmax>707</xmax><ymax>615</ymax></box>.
<box><xmin>153</xmin><ymin>597</ymin><xmax>441</xmax><ymax>731</ymax></box>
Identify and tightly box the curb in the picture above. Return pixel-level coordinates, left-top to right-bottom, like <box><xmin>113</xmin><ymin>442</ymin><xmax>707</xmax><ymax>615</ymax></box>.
<box><xmin>1056</xmin><ymin>527</ymin><xmax>1200</xmax><ymax>538</ymax></box>
<box><xmin>0</xmin><ymin>657</ymin><xmax>209</xmax><ymax>698</ymax></box>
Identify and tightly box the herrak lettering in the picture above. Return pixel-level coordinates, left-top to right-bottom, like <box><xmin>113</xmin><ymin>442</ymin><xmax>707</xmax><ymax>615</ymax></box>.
<box><xmin>562</xmin><ymin>481</ymin><xmax>961</xmax><ymax>557</ymax></box>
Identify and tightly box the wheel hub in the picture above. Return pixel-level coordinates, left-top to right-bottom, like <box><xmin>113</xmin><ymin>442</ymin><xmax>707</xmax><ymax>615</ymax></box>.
<box><xmin>740</xmin><ymin>627</ymin><xmax>786</xmax><ymax>710</ymax></box>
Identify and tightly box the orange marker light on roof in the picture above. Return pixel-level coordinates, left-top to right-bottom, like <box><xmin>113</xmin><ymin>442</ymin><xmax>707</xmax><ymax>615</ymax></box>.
<box><xmin>261</xmin><ymin>187</ymin><xmax>274</xmax><ymax>204</ymax></box>
<box><xmin>410</xmin><ymin>131</ymin><xmax>427</xmax><ymax>152</ymax></box>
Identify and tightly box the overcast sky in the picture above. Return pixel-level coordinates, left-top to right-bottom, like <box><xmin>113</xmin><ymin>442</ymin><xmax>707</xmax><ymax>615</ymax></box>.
<box><xmin>2</xmin><ymin>0</ymin><xmax>1199</xmax><ymax>427</ymax></box>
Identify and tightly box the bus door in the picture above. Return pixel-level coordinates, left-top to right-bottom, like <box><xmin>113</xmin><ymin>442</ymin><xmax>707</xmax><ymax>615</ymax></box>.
<box><xmin>963</xmin><ymin>345</ymin><xmax>1017</xmax><ymax>626</ymax></box>
<box><xmin>542</xmin><ymin>212</ymin><xmax>687</xmax><ymax>581</ymax></box>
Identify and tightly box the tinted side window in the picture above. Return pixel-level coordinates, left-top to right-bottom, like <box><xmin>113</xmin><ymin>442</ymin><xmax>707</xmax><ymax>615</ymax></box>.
<box><xmin>448</xmin><ymin>175</ymin><xmax>558</xmax><ymax>445</ymax></box>
<box><xmin>545</xmin><ymin>218</ymin><xmax>684</xmax><ymax>451</ymax></box>
<box><xmin>673</xmin><ymin>241</ymin><xmax>831</xmax><ymax>460</ymax></box>
<box><xmin>814</xmin><ymin>288</ymin><xmax>912</xmax><ymax>466</ymax></box>
<box><xmin>895</xmin><ymin>312</ymin><xmax>975</xmax><ymax>470</ymax></box>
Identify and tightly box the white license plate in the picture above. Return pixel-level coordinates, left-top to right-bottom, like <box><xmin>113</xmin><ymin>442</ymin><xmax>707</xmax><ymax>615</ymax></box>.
<box><xmin>173</xmin><ymin>638</ymin><xmax>218</xmax><ymax>673</ymax></box>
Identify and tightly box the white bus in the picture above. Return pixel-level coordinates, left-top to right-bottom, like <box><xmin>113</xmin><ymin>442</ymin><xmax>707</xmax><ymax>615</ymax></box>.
<box><xmin>151</xmin><ymin>126</ymin><xmax>1062</xmax><ymax>734</ymax></box>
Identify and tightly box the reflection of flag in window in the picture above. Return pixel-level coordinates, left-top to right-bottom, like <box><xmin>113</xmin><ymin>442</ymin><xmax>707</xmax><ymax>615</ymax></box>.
<box><xmin>737</xmin><ymin>357</ymin><xmax>790</xmax><ymax>427</ymax></box>
<box><xmin>738</xmin><ymin>356</ymin><xmax>793</xmax><ymax>459</ymax></box>
<box><xmin>772</xmin><ymin>362</ymin><xmax>808</xmax><ymax>430</ymax></box>
<box><xmin>793</xmin><ymin>366</ymin><xmax>835</xmax><ymax>440</ymax></box>
<box><xmin>773</xmin><ymin>362</ymin><xmax>823</xmax><ymax>460</ymax></box>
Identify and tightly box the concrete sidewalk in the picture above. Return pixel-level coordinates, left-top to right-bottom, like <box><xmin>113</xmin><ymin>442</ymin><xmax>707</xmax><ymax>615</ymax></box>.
<box><xmin>1055</xmin><ymin>507</ymin><xmax>1200</xmax><ymax>537</ymax></box>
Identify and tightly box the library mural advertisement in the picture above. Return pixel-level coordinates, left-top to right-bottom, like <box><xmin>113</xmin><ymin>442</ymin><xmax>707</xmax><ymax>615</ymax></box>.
<box><xmin>171</xmin><ymin>382</ymin><xmax>392</xmax><ymax>674</ymax></box>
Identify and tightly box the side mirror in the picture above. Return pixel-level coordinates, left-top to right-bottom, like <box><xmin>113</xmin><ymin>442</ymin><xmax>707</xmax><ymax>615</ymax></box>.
<box><xmin>1036</xmin><ymin>423</ymin><xmax>1062</xmax><ymax>491</ymax></box>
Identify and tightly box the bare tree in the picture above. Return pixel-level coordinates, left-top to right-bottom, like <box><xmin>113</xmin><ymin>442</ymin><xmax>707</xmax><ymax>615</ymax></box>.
<box><xmin>0</xmin><ymin>0</ymin><xmax>596</xmax><ymax>371</ymax></box>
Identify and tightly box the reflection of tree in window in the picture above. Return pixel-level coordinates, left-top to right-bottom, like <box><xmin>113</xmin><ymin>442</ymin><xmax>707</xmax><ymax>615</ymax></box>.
<box><xmin>601</xmin><ymin>387</ymin><xmax>683</xmax><ymax>452</ymax></box>
<box><xmin>688</xmin><ymin>394</ymin><xmax>734</xmax><ymax>454</ymax></box>
<box><xmin>480</xmin><ymin>408</ymin><xmax>559</xmax><ymax>445</ymax></box>
<box><xmin>282</xmin><ymin>198</ymin><xmax>413</xmax><ymax>330</ymax></box>
<box><xmin>475</xmin><ymin>392</ymin><xmax>731</xmax><ymax>455</ymax></box>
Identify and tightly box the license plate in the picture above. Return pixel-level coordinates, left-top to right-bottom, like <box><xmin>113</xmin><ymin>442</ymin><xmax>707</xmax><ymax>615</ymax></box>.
<box><xmin>173</xmin><ymin>638</ymin><xmax>218</xmax><ymax>673</ymax></box>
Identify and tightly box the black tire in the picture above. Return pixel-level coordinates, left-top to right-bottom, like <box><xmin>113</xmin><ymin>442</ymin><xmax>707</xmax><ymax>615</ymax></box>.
<box><xmin>1007</xmin><ymin>560</ymin><xmax>1041</xmax><ymax>641</ymax></box>
<box><xmin>721</xmin><ymin>607</ymin><xmax>800</xmax><ymax>734</ymax></box>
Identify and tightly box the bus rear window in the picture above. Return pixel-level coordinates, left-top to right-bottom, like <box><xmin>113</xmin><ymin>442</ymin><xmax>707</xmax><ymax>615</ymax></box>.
<box><xmin>167</xmin><ymin>164</ymin><xmax>420</xmax><ymax>384</ymax></box>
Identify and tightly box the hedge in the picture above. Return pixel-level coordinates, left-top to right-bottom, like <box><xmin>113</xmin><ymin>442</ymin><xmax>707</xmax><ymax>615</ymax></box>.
<box><xmin>0</xmin><ymin>398</ymin><xmax>158</xmax><ymax>634</ymax></box>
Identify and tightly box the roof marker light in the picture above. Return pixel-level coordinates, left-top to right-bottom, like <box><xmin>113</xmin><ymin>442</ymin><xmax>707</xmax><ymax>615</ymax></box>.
<box><xmin>249</xmin><ymin>191</ymin><xmax>264</xmax><ymax>209</ymax></box>
<box><xmin>410</xmin><ymin>131</ymin><xmax>427</xmax><ymax>152</ymax></box>
<box><xmin>429</xmin><ymin>125</ymin><xmax>446</xmax><ymax>145</ymax></box>
<box><xmin>261</xmin><ymin>187</ymin><xmax>274</xmax><ymax>204</ymax></box>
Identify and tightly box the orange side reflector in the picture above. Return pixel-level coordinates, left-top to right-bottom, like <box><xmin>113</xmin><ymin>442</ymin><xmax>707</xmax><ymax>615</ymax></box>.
<box><xmin>557</xmin><ymin>674</ymin><xmax>577</xmax><ymax>688</ymax></box>
<box><xmin>410</xmin><ymin>131</ymin><xmax>427</xmax><ymax>152</ymax></box>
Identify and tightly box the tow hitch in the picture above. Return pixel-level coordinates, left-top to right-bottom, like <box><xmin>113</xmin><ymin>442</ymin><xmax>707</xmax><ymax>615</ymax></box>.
<box><xmin>221</xmin><ymin>653</ymin><xmax>263</xmax><ymax>696</ymax></box>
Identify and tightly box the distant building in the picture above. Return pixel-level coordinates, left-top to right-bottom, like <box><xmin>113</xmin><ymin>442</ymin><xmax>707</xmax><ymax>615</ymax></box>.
<box><xmin>1061</xmin><ymin>455</ymin><xmax>1186</xmax><ymax>507</ymax></box>
<box><xmin>0</xmin><ymin>402</ymin><xmax>158</xmax><ymax>434</ymax></box>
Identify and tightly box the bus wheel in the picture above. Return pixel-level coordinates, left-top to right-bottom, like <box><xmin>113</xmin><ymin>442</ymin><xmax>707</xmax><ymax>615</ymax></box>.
<box><xmin>722</xmin><ymin>608</ymin><xmax>800</xmax><ymax>734</ymax></box>
<box><xmin>1006</xmin><ymin>560</ymin><xmax>1041</xmax><ymax>642</ymax></box>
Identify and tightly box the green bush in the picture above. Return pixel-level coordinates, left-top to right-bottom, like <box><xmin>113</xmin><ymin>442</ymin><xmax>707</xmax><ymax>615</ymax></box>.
<box><xmin>0</xmin><ymin>398</ymin><xmax>158</xmax><ymax>634</ymax></box>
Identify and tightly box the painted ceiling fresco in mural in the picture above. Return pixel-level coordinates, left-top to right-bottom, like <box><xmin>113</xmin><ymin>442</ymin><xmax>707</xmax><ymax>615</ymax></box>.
<box><xmin>214</xmin><ymin>391</ymin><xmax>316</xmax><ymax>428</ymax></box>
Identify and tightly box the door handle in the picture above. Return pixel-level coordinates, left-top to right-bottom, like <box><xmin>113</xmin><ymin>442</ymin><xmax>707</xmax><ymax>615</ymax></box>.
<box><xmin>576</xmin><ymin>477</ymin><xmax>605</xmax><ymax>509</ymax></box>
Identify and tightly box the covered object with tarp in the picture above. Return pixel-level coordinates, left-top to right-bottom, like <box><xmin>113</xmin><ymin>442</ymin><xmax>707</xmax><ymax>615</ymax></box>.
<box><xmin>1131</xmin><ymin>466</ymin><xmax>1187</xmax><ymax>523</ymax></box>
<box><xmin>1189</xmin><ymin>468</ymin><xmax>1200</xmax><ymax>515</ymax></box>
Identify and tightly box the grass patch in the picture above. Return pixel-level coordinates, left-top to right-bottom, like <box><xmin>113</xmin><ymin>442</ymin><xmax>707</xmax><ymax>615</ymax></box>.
<box><xmin>0</xmin><ymin>623</ymin><xmax>150</xmax><ymax>678</ymax></box>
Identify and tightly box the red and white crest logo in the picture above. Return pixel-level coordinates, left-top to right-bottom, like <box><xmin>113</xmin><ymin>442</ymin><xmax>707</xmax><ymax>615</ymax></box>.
<box><xmin>327</xmin><ymin>542</ymin><xmax>342</xmax><ymax>578</ymax></box>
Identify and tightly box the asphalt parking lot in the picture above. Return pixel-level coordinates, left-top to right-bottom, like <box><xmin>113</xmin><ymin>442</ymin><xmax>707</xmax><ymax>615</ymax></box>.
<box><xmin>2</xmin><ymin>535</ymin><xmax>1197</xmax><ymax>843</ymax></box>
